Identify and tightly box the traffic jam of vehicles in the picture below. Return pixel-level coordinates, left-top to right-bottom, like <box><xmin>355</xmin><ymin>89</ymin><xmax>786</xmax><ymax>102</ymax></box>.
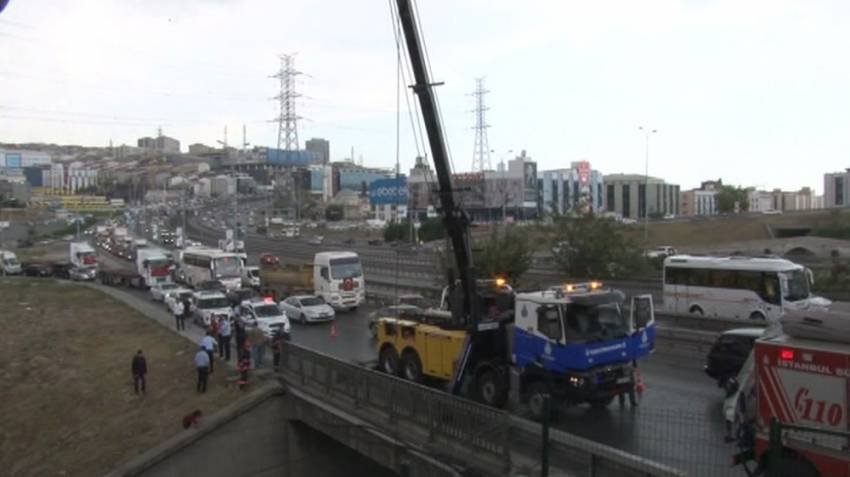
<box><xmin>17</xmin><ymin>217</ymin><xmax>362</xmax><ymax>345</ymax></box>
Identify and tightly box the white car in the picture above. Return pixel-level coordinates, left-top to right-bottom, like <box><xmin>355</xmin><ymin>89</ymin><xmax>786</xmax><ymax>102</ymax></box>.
<box><xmin>279</xmin><ymin>295</ymin><xmax>336</xmax><ymax>323</ymax></box>
<box><xmin>192</xmin><ymin>291</ymin><xmax>232</xmax><ymax>327</ymax></box>
<box><xmin>164</xmin><ymin>287</ymin><xmax>193</xmax><ymax>311</ymax></box>
<box><xmin>150</xmin><ymin>282</ymin><xmax>180</xmax><ymax>302</ymax></box>
<box><xmin>238</xmin><ymin>298</ymin><xmax>291</xmax><ymax>338</ymax></box>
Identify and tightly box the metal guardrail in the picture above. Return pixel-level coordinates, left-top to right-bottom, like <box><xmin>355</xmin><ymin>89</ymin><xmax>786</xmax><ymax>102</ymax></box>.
<box><xmin>278</xmin><ymin>342</ymin><xmax>685</xmax><ymax>477</ymax></box>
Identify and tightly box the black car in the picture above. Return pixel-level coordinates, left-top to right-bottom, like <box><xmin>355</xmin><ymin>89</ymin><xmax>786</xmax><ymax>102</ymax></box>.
<box><xmin>705</xmin><ymin>328</ymin><xmax>764</xmax><ymax>387</ymax></box>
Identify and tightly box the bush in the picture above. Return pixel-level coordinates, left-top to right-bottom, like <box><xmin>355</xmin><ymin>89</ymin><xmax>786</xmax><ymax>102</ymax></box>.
<box><xmin>418</xmin><ymin>218</ymin><xmax>445</xmax><ymax>242</ymax></box>
<box><xmin>384</xmin><ymin>220</ymin><xmax>412</xmax><ymax>242</ymax></box>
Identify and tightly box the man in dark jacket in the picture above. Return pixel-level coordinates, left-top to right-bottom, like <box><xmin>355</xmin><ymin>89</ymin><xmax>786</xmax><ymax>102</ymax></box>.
<box><xmin>234</xmin><ymin>320</ymin><xmax>247</xmax><ymax>360</ymax></box>
<box><xmin>131</xmin><ymin>349</ymin><xmax>147</xmax><ymax>395</ymax></box>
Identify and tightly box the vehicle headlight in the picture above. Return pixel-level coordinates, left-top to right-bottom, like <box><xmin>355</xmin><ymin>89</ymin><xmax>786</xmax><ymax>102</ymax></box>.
<box><xmin>568</xmin><ymin>376</ymin><xmax>584</xmax><ymax>387</ymax></box>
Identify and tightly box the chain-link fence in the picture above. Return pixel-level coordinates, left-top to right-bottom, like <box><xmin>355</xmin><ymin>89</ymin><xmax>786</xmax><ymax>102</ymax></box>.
<box><xmin>550</xmin><ymin>406</ymin><xmax>740</xmax><ymax>477</ymax></box>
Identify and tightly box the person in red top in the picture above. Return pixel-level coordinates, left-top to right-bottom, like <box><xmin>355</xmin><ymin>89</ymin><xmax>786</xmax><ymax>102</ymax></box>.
<box><xmin>237</xmin><ymin>355</ymin><xmax>250</xmax><ymax>390</ymax></box>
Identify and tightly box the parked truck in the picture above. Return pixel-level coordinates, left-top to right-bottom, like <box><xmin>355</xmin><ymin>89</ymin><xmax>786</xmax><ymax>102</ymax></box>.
<box><xmin>731</xmin><ymin>306</ymin><xmax>850</xmax><ymax>477</ymax></box>
<box><xmin>258</xmin><ymin>251</ymin><xmax>365</xmax><ymax>310</ymax></box>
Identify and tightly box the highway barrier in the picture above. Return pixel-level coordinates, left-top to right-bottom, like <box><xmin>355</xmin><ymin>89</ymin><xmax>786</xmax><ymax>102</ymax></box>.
<box><xmin>278</xmin><ymin>342</ymin><xmax>685</xmax><ymax>477</ymax></box>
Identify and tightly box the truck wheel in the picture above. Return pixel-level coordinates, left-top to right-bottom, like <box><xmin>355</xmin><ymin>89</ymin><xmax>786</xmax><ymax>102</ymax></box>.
<box><xmin>475</xmin><ymin>369</ymin><xmax>508</xmax><ymax>408</ymax></box>
<box><xmin>379</xmin><ymin>346</ymin><xmax>400</xmax><ymax>376</ymax></box>
<box><xmin>350</xmin><ymin>306</ymin><xmax>358</xmax><ymax>313</ymax></box>
<box><xmin>749</xmin><ymin>311</ymin><xmax>766</xmax><ymax>321</ymax></box>
<box><xmin>590</xmin><ymin>396</ymin><xmax>615</xmax><ymax>409</ymax></box>
<box><xmin>400</xmin><ymin>349</ymin><xmax>423</xmax><ymax>383</ymax></box>
<box><xmin>527</xmin><ymin>382</ymin><xmax>556</xmax><ymax>422</ymax></box>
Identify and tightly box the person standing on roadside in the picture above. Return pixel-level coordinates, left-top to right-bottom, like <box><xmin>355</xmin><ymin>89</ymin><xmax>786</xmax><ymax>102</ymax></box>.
<box><xmin>271</xmin><ymin>328</ymin><xmax>284</xmax><ymax>371</ymax></box>
<box><xmin>219</xmin><ymin>315</ymin><xmax>232</xmax><ymax>362</ymax></box>
<box><xmin>181</xmin><ymin>298</ymin><xmax>193</xmax><ymax>329</ymax></box>
<box><xmin>172</xmin><ymin>298</ymin><xmax>185</xmax><ymax>331</ymax></box>
<box><xmin>247</xmin><ymin>324</ymin><xmax>267</xmax><ymax>369</ymax></box>
<box><xmin>201</xmin><ymin>331</ymin><xmax>218</xmax><ymax>373</ymax></box>
<box><xmin>234</xmin><ymin>319</ymin><xmax>247</xmax><ymax>360</ymax></box>
<box><xmin>131</xmin><ymin>349</ymin><xmax>147</xmax><ymax>395</ymax></box>
<box><xmin>194</xmin><ymin>345</ymin><xmax>210</xmax><ymax>393</ymax></box>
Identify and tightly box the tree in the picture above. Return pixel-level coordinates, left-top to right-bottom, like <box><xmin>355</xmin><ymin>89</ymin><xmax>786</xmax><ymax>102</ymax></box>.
<box><xmin>552</xmin><ymin>215</ymin><xmax>647</xmax><ymax>278</ymax></box>
<box><xmin>716</xmin><ymin>186</ymin><xmax>748</xmax><ymax>214</ymax></box>
<box><xmin>384</xmin><ymin>220</ymin><xmax>412</xmax><ymax>242</ymax></box>
<box><xmin>473</xmin><ymin>226</ymin><xmax>533</xmax><ymax>284</ymax></box>
<box><xmin>418</xmin><ymin>218</ymin><xmax>445</xmax><ymax>242</ymax></box>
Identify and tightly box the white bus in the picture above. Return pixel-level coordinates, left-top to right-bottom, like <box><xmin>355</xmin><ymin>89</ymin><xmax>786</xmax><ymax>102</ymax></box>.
<box><xmin>179</xmin><ymin>247</ymin><xmax>242</xmax><ymax>291</ymax></box>
<box><xmin>662</xmin><ymin>255</ymin><xmax>829</xmax><ymax>321</ymax></box>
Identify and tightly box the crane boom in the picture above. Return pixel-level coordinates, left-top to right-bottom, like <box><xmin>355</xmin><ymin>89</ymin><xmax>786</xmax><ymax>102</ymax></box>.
<box><xmin>395</xmin><ymin>0</ymin><xmax>478</xmax><ymax>327</ymax></box>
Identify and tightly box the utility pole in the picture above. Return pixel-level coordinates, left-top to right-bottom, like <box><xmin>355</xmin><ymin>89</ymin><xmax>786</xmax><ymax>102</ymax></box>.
<box><xmin>271</xmin><ymin>54</ymin><xmax>302</xmax><ymax>152</ymax></box>
<box><xmin>638</xmin><ymin>126</ymin><xmax>657</xmax><ymax>246</ymax></box>
<box><xmin>470</xmin><ymin>77</ymin><xmax>492</xmax><ymax>172</ymax></box>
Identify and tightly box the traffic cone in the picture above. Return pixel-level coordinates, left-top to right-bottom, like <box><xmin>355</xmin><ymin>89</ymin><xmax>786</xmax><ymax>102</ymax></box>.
<box><xmin>330</xmin><ymin>323</ymin><xmax>338</xmax><ymax>338</ymax></box>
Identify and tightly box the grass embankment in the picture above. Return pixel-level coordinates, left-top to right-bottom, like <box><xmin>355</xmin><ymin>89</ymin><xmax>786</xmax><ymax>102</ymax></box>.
<box><xmin>0</xmin><ymin>279</ymin><xmax>240</xmax><ymax>476</ymax></box>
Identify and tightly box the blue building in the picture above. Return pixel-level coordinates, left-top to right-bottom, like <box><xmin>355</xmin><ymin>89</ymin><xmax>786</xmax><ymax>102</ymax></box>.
<box><xmin>368</xmin><ymin>177</ymin><xmax>408</xmax><ymax>221</ymax></box>
<box><xmin>266</xmin><ymin>149</ymin><xmax>321</xmax><ymax>166</ymax></box>
<box><xmin>334</xmin><ymin>165</ymin><xmax>393</xmax><ymax>195</ymax></box>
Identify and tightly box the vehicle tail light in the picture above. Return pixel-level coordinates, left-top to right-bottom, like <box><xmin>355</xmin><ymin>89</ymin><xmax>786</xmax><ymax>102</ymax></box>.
<box><xmin>780</xmin><ymin>349</ymin><xmax>794</xmax><ymax>360</ymax></box>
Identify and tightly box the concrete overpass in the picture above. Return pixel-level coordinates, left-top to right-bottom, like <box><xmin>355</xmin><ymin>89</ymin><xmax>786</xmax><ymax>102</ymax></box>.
<box><xmin>111</xmin><ymin>343</ymin><xmax>684</xmax><ymax>477</ymax></box>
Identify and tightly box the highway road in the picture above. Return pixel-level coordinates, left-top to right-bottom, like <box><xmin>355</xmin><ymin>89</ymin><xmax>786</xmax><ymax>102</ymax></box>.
<box><xmin>121</xmin><ymin>211</ymin><xmax>736</xmax><ymax>476</ymax></box>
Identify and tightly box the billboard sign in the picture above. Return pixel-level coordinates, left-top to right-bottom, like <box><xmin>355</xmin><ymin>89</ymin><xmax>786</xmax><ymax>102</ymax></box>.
<box><xmin>368</xmin><ymin>177</ymin><xmax>408</xmax><ymax>206</ymax></box>
<box><xmin>577</xmin><ymin>161</ymin><xmax>591</xmax><ymax>185</ymax></box>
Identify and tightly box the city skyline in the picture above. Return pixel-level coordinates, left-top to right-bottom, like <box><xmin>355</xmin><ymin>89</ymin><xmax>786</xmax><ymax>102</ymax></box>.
<box><xmin>2</xmin><ymin>0</ymin><xmax>850</xmax><ymax>193</ymax></box>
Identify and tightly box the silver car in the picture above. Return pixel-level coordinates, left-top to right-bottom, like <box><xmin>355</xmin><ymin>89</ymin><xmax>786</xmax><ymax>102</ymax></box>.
<box><xmin>279</xmin><ymin>295</ymin><xmax>335</xmax><ymax>323</ymax></box>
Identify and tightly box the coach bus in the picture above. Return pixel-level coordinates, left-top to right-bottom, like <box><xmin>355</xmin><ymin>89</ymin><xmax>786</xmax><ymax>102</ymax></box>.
<box><xmin>179</xmin><ymin>247</ymin><xmax>242</xmax><ymax>291</ymax></box>
<box><xmin>662</xmin><ymin>255</ymin><xmax>828</xmax><ymax>321</ymax></box>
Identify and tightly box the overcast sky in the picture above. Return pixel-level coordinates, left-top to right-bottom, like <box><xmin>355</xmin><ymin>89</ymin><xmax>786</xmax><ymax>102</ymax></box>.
<box><xmin>2</xmin><ymin>0</ymin><xmax>849</xmax><ymax>192</ymax></box>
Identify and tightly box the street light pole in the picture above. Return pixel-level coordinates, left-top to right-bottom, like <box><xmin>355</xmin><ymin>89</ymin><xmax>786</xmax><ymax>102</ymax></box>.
<box><xmin>638</xmin><ymin>126</ymin><xmax>657</xmax><ymax>246</ymax></box>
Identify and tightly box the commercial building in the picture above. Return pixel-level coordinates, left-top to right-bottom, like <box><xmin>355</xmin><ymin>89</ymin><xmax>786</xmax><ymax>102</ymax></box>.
<box><xmin>748</xmin><ymin>190</ymin><xmax>774</xmax><ymax>212</ymax></box>
<box><xmin>138</xmin><ymin>135</ymin><xmax>180</xmax><ymax>154</ymax></box>
<box><xmin>749</xmin><ymin>187</ymin><xmax>823</xmax><ymax>212</ymax></box>
<box><xmin>1</xmin><ymin>149</ymin><xmax>51</xmax><ymax>172</ymax></box>
<box><xmin>603</xmin><ymin>174</ymin><xmax>680</xmax><ymax>219</ymax></box>
<box><xmin>333</xmin><ymin>163</ymin><xmax>393</xmax><ymax>196</ymax></box>
<box><xmin>305</xmin><ymin>138</ymin><xmax>330</xmax><ymax>165</ymax></box>
<box><xmin>210</xmin><ymin>175</ymin><xmax>236</xmax><ymax>197</ymax></box>
<box><xmin>368</xmin><ymin>177</ymin><xmax>408</xmax><ymax>222</ymax></box>
<box><xmin>537</xmin><ymin>161</ymin><xmax>604</xmax><ymax>215</ymax></box>
<box><xmin>188</xmin><ymin>143</ymin><xmax>218</xmax><ymax>155</ymax></box>
<box><xmin>0</xmin><ymin>180</ymin><xmax>31</xmax><ymax>204</ymax></box>
<box><xmin>407</xmin><ymin>156</ymin><xmax>436</xmax><ymax>218</ymax></box>
<box><xmin>680</xmin><ymin>189</ymin><xmax>717</xmax><ymax>216</ymax></box>
<box><xmin>824</xmin><ymin>169</ymin><xmax>850</xmax><ymax>208</ymax></box>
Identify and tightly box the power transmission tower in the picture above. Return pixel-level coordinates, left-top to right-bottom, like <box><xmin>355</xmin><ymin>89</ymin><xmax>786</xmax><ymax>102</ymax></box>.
<box><xmin>271</xmin><ymin>54</ymin><xmax>302</xmax><ymax>151</ymax></box>
<box><xmin>470</xmin><ymin>77</ymin><xmax>491</xmax><ymax>172</ymax></box>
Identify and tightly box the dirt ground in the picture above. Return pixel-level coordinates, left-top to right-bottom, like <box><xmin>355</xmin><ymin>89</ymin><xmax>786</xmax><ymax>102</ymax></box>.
<box><xmin>0</xmin><ymin>278</ymin><xmax>242</xmax><ymax>476</ymax></box>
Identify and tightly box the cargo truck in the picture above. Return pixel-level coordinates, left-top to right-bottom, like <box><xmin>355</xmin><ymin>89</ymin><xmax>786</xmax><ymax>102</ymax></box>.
<box><xmin>69</xmin><ymin>241</ymin><xmax>97</xmax><ymax>281</ymax></box>
<box><xmin>258</xmin><ymin>251</ymin><xmax>364</xmax><ymax>310</ymax></box>
<box><xmin>136</xmin><ymin>247</ymin><xmax>173</xmax><ymax>288</ymax></box>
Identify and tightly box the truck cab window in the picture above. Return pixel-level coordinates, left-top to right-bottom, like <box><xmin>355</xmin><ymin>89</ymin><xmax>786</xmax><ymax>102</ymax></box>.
<box><xmin>320</xmin><ymin>267</ymin><xmax>329</xmax><ymax>281</ymax></box>
<box><xmin>537</xmin><ymin>306</ymin><xmax>562</xmax><ymax>341</ymax></box>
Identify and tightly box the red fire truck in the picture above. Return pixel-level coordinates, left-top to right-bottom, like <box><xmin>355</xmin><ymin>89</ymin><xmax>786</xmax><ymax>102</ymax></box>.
<box><xmin>734</xmin><ymin>307</ymin><xmax>850</xmax><ymax>477</ymax></box>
